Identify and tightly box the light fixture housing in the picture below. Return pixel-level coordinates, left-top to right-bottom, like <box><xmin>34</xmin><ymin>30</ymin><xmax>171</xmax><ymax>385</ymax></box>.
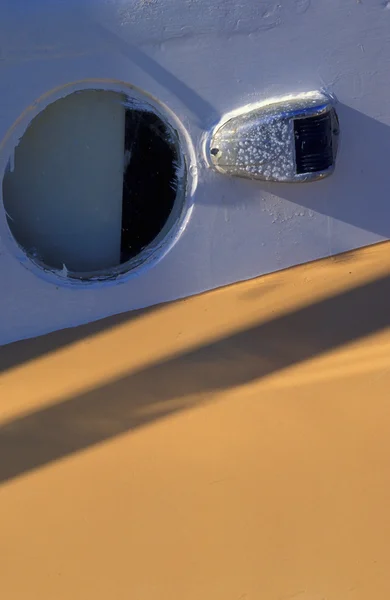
<box><xmin>208</xmin><ymin>91</ymin><xmax>339</xmax><ymax>183</ymax></box>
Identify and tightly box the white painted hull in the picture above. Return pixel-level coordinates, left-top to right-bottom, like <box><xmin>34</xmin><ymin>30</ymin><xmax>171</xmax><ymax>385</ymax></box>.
<box><xmin>0</xmin><ymin>0</ymin><xmax>388</xmax><ymax>344</ymax></box>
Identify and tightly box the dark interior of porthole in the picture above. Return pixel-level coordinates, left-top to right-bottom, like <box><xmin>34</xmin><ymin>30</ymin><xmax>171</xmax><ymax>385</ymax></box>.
<box><xmin>2</xmin><ymin>90</ymin><xmax>182</xmax><ymax>276</ymax></box>
<box><xmin>121</xmin><ymin>108</ymin><xmax>178</xmax><ymax>263</ymax></box>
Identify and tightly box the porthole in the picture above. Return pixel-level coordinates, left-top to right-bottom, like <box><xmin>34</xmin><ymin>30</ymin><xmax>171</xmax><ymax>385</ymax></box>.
<box><xmin>2</xmin><ymin>87</ymin><xmax>188</xmax><ymax>280</ymax></box>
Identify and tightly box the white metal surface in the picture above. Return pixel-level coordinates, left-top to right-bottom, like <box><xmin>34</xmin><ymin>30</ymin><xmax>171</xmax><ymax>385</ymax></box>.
<box><xmin>0</xmin><ymin>0</ymin><xmax>388</xmax><ymax>344</ymax></box>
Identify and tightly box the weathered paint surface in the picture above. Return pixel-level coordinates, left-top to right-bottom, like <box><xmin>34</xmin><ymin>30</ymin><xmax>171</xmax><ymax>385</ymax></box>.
<box><xmin>1</xmin><ymin>241</ymin><xmax>390</xmax><ymax>599</ymax></box>
<box><xmin>1</xmin><ymin>0</ymin><xmax>390</xmax><ymax>343</ymax></box>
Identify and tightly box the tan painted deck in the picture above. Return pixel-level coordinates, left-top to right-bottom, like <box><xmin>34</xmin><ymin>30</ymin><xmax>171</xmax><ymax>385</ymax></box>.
<box><xmin>1</xmin><ymin>242</ymin><xmax>390</xmax><ymax>600</ymax></box>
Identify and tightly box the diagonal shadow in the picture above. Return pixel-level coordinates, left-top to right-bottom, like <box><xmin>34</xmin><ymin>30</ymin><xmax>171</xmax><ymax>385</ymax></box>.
<box><xmin>249</xmin><ymin>105</ymin><xmax>390</xmax><ymax>239</ymax></box>
<box><xmin>0</xmin><ymin>306</ymin><xmax>156</xmax><ymax>375</ymax></box>
<box><xmin>1</xmin><ymin>272</ymin><xmax>389</xmax><ymax>485</ymax></box>
<box><xmin>94</xmin><ymin>22</ymin><xmax>219</xmax><ymax>128</ymax></box>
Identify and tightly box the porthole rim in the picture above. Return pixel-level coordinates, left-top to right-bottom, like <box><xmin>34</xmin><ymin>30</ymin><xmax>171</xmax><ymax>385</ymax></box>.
<box><xmin>0</xmin><ymin>79</ymin><xmax>197</xmax><ymax>288</ymax></box>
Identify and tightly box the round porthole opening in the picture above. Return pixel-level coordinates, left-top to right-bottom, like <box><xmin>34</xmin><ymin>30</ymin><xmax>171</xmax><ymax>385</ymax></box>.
<box><xmin>2</xmin><ymin>88</ymin><xmax>187</xmax><ymax>280</ymax></box>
